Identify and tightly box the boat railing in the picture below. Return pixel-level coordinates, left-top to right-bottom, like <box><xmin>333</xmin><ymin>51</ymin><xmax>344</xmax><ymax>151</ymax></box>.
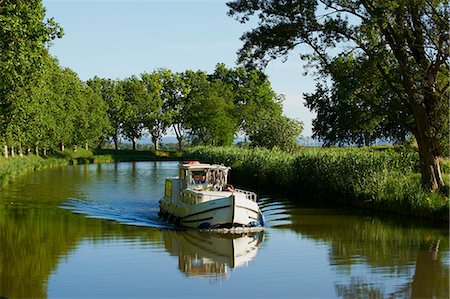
<box><xmin>180</xmin><ymin>189</ymin><xmax>257</xmax><ymax>204</ymax></box>
<box><xmin>235</xmin><ymin>188</ymin><xmax>257</xmax><ymax>202</ymax></box>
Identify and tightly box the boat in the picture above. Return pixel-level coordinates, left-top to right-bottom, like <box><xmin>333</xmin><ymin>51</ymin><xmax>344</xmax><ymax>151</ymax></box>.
<box><xmin>159</xmin><ymin>161</ymin><xmax>264</xmax><ymax>229</ymax></box>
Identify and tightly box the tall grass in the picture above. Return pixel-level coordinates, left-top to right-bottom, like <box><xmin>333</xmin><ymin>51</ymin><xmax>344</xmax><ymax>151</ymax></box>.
<box><xmin>184</xmin><ymin>146</ymin><xmax>449</xmax><ymax>222</ymax></box>
<box><xmin>0</xmin><ymin>156</ymin><xmax>68</xmax><ymax>185</ymax></box>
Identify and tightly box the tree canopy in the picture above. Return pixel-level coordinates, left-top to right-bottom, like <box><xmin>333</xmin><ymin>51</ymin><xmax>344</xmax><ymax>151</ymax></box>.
<box><xmin>227</xmin><ymin>0</ymin><xmax>449</xmax><ymax>191</ymax></box>
<box><xmin>0</xmin><ymin>0</ymin><xmax>303</xmax><ymax>156</ymax></box>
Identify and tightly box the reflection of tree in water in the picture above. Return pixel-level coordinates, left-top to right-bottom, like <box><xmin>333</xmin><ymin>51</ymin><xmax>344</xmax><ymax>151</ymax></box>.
<box><xmin>335</xmin><ymin>277</ymin><xmax>385</xmax><ymax>299</ymax></box>
<box><xmin>0</xmin><ymin>205</ymin><xmax>162</xmax><ymax>299</ymax></box>
<box><xmin>0</xmin><ymin>167</ymin><xmax>162</xmax><ymax>299</ymax></box>
<box><xmin>410</xmin><ymin>240</ymin><xmax>448</xmax><ymax>299</ymax></box>
<box><xmin>284</xmin><ymin>200</ymin><xmax>449</xmax><ymax>298</ymax></box>
<box><xmin>334</xmin><ymin>240</ymin><xmax>448</xmax><ymax>299</ymax></box>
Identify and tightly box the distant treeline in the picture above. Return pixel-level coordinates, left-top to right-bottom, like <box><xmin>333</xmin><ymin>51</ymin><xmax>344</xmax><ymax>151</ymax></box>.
<box><xmin>86</xmin><ymin>64</ymin><xmax>302</xmax><ymax>151</ymax></box>
<box><xmin>1</xmin><ymin>58</ymin><xmax>302</xmax><ymax>157</ymax></box>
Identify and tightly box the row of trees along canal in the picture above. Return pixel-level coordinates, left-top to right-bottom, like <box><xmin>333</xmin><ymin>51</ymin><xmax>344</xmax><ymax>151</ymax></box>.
<box><xmin>0</xmin><ymin>1</ymin><xmax>301</xmax><ymax>157</ymax></box>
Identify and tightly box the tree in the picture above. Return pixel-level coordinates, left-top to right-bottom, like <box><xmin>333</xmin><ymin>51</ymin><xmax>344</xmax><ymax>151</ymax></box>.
<box><xmin>163</xmin><ymin>70</ymin><xmax>190</xmax><ymax>150</ymax></box>
<box><xmin>0</xmin><ymin>0</ymin><xmax>63</xmax><ymax>155</ymax></box>
<box><xmin>210</xmin><ymin>63</ymin><xmax>283</xmax><ymax>135</ymax></box>
<box><xmin>74</xmin><ymin>84</ymin><xmax>109</xmax><ymax>150</ymax></box>
<box><xmin>87</xmin><ymin>77</ymin><xmax>127</xmax><ymax>150</ymax></box>
<box><xmin>119</xmin><ymin>76</ymin><xmax>148</xmax><ymax>150</ymax></box>
<box><xmin>141</xmin><ymin>70</ymin><xmax>169</xmax><ymax>151</ymax></box>
<box><xmin>247</xmin><ymin>113</ymin><xmax>303</xmax><ymax>151</ymax></box>
<box><xmin>304</xmin><ymin>55</ymin><xmax>413</xmax><ymax>146</ymax></box>
<box><xmin>184</xmin><ymin>75</ymin><xmax>238</xmax><ymax>146</ymax></box>
<box><xmin>227</xmin><ymin>0</ymin><xmax>449</xmax><ymax>191</ymax></box>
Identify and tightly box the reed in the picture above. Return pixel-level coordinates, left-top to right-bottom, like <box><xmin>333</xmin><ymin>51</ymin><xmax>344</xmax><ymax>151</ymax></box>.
<box><xmin>0</xmin><ymin>156</ymin><xmax>68</xmax><ymax>185</ymax></box>
<box><xmin>184</xmin><ymin>146</ymin><xmax>449</xmax><ymax>222</ymax></box>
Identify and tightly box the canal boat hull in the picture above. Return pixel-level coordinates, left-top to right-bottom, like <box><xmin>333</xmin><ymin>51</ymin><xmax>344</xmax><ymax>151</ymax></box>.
<box><xmin>159</xmin><ymin>191</ymin><xmax>264</xmax><ymax>229</ymax></box>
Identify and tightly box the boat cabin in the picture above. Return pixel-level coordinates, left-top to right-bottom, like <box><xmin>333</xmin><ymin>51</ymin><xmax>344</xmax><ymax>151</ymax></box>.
<box><xmin>179</xmin><ymin>162</ymin><xmax>230</xmax><ymax>191</ymax></box>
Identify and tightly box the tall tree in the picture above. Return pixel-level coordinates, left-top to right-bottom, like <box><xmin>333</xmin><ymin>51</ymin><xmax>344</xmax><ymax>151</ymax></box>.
<box><xmin>184</xmin><ymin>75</ymin><xmax>238</xmax><ymax>146</ymax></box>
<box><xmin>210</xmin><ymin>63</ymin><xmax>283</xmax><ymax>135</ymax></box>
<box><xmin>163</xmin><ymin>70</ymin><xmax>190</xmax><ymax>150</ymax></box>
<box><xmin>141</xmin><ymin>70</ymin><xmax>168</xmax><ymax>151</ymax></box>
<box><xmin>227</xmin><ymin>0</ymin><xmax>449</xmax><ymax>191</ymax></box>
<box><xmin>87</xmin><ymin>77</ymin><xmax>127</xmax><ymax>150</ymax></box>
<box><xmin>120</xmin><ymin>76</ymin><xmax>148</xmax><ymax>150</ymax></box>
<box><xmin>74</xmin><ymin>84</ymin><xmax>109</xmax><ymax>150</ymax></box>
<box><xmin>0</xmin><ymin>0</ymin><xmax>62</xmax><ymax>154</ymax></box>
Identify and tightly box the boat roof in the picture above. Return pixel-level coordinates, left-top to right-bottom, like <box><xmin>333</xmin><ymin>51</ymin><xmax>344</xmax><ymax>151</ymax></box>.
<box><xmin>181</xmin><ymin>163</ymin><xmax>230</xmax><ymax>170</ymax></box>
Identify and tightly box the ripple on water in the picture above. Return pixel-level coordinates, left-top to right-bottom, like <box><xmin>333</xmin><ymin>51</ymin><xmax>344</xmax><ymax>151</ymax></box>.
<box><xmin>61</xmin><ymin>198</ymin><xmax>175</xmax><ymax>229</ymax></box>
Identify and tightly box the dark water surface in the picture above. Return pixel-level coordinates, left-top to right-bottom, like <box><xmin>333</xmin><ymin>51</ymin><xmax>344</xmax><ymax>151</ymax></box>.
<box><xmin>0</xmin><ymin>161</ymin><xmax>448</xmax><ymax>299</ymax></box>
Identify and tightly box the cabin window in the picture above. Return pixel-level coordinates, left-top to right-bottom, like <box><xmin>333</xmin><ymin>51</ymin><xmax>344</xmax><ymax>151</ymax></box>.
<box><xmin>191</xmin><ymin>170</ymin><xmax>207</xmax><ymax>184</ymax></box>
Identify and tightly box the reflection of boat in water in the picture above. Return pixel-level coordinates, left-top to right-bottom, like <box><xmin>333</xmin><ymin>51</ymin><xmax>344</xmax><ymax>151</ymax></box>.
<box><xmin>159</xmin><ymin>161</ymin><xmax>264</xmax><ymax>229</ymax></box>
<box><xmin>163</xmin><ymin>230</ymin><xmax>264</xmax><ymax>278</ymax></box>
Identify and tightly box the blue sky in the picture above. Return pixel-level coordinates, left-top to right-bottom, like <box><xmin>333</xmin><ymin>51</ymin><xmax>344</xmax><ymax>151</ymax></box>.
<box><xmin>44</xmin><ymin>0</ymin><xmax>316</xmax><ymax>136</ymax></box>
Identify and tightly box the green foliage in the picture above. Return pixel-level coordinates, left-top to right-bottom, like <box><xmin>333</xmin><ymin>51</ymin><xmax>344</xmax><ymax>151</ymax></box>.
<box><xmin>209</xmin><ymin>63</ymin><xmax>283</xmax><ymax>133</ymax></box>
<box><xmin>227</xmin><ymin>0</ymin><xmax>449</xmax><ymax>191</ymax></box>
<box><xmin>247</xmin><ymin>113</ymin><xmax>303</xmax><ymax>151</ymax></box>
<box><xmin>185</xmin><ymin>146</ymin><xmax>449</xmax><ymax>222</ymax></box>
<box><xmin>304</xmin><ymin>55</ymin><xmax>413</xmax><ymax>146</ymax></box>
<box><xmin>184</xmin><ymin>77</ymin><xmax>238</xmax><ymax>146</ymax></box>
<box><xmin>0</xmin><ymin>0</ymin><xmax>62</xmax><ymax>145</ymax></box>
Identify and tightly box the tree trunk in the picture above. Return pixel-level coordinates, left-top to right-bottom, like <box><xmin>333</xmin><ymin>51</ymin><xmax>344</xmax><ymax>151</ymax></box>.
<box><xmin>409</xmin><ymin>96</ymin><xmax>444</xmax><ymax>192</ymax></box>
<box><xmin>85</xmin><ymin>143</ymin><xmax>89</xmax><ymax>150</ymax></box>
<box><xmin>113</xmin><ymin>134</ymin><xmax>119</xmax><ymax>150</ymax></box>
<box><xmin>34</xmin><ymin>146</ymin><xmax>39</xmax><ymax>156</ymax></box>
<box><xmin>3</xmin><ymin>145</ymin><xmax>8</xmax><ymax>158</ymax></box>
<box><xmin>18</xmin><ymin>145</ymin><xmax>23</xmax><ymax>157</ymax></box>
<box><xmin>177</xmin><ymin>136</ymin><xmax>183</xmax><ymax>150</ymax></box>
<box><xmin>173</xmin><ymin>124</ymin><xmax>184</xmax><ymax>150</ymax></box>
<box><xmin>60</xmin><ymin>142</ymin><xmax>65</xmax><ymax>152</ymax></box>
<box><xmin>43</xmin><ymin>148</ymin><xmax>47</xmax><ymax>157</ymax></box>
<box><xmin>10</xmin><ymin>146</ymin><xmax>14</xmax><ymax>157</ymax></box>
<box><xmin>152</xmin><ymin>134</ymin><xmax>159</xmax><ymax>151</ymax></box>
<box><xmin>26</xmin><ymin>147</ymin><xmax>31</xmax><ymax>156</ymax></box>
<box><xmin>132</xmin><ymin>136</ymin><xmax>137</xmax><ymax>150</ymax></box>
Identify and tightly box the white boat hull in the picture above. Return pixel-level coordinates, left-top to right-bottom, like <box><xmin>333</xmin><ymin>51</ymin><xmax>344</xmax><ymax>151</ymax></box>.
<box><xmin>159</xmin><ymin>193</ymin><xmax>263</xmax><ymax>229</ymax></box>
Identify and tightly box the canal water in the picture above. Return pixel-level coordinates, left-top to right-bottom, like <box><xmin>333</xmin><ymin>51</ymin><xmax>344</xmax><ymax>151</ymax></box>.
<box><xmin>0</xmin><ymin>161</ymin><xmax>448</xmax><ymax>298</ymax></box>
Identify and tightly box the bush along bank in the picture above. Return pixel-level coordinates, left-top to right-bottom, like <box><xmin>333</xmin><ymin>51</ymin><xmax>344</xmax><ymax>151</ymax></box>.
<box><xmin>184</xmin><ymin>146</ymin><xmax>449</xmax><ymax>223</ymax></box>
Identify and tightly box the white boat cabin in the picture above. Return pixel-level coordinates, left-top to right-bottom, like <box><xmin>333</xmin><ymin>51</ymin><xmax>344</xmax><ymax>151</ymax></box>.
<box><xmin>164</xmin><ymin>162</ymin><xmax>256</xmax><ymax>204</ymax></box>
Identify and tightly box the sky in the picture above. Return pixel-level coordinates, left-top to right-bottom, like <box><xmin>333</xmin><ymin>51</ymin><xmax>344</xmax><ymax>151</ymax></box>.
<box><xmin>43</xmin><ymin>0</ymin><xmax>317</xmax><ymax>137</ymax></box>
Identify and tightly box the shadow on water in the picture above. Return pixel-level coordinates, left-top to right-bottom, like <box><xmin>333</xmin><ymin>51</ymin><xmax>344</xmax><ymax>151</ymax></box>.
<box><xmin>0</xmin><ymin>161</ymin><xmax>448</xmax><ymax>298</ymax></box>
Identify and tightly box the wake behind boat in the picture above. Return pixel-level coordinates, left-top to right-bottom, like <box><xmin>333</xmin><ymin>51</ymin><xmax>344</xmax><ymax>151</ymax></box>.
<box><xmin>159</xmin><ymin>161</ymin><xmax>264</xmax><ymax>229</ymax></box>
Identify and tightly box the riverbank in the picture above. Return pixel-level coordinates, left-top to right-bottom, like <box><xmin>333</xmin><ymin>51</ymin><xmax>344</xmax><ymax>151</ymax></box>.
<box><xmin>1</xmin><ymin>146</ymin><xmax>448</xmax><ymax>222</ymax></box>
<box><xmin>184</xmin><ymin>146</ymin><xmax>449</xmax><ymax>223</ymax></box>
<box><xmin>0</xmin><ymin>148</ymin><xmax>183</xmax><ymax>185</ymax></box>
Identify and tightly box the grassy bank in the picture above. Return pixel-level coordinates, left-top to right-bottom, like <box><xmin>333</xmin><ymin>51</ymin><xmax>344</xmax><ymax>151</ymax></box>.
<box><xmin>0</xmin><ymin>148</ymin><xmax>183</xmax><ymax>185</ymax></box>
<box><xmin>184</xmin><ymin>146</ymin><xmax>449</xmax><ymax>223</ymax></box>
<box><xmin>0</xmin><ymin>155</ymin><xmax>69</xmax><ymax>185</ymax></box>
